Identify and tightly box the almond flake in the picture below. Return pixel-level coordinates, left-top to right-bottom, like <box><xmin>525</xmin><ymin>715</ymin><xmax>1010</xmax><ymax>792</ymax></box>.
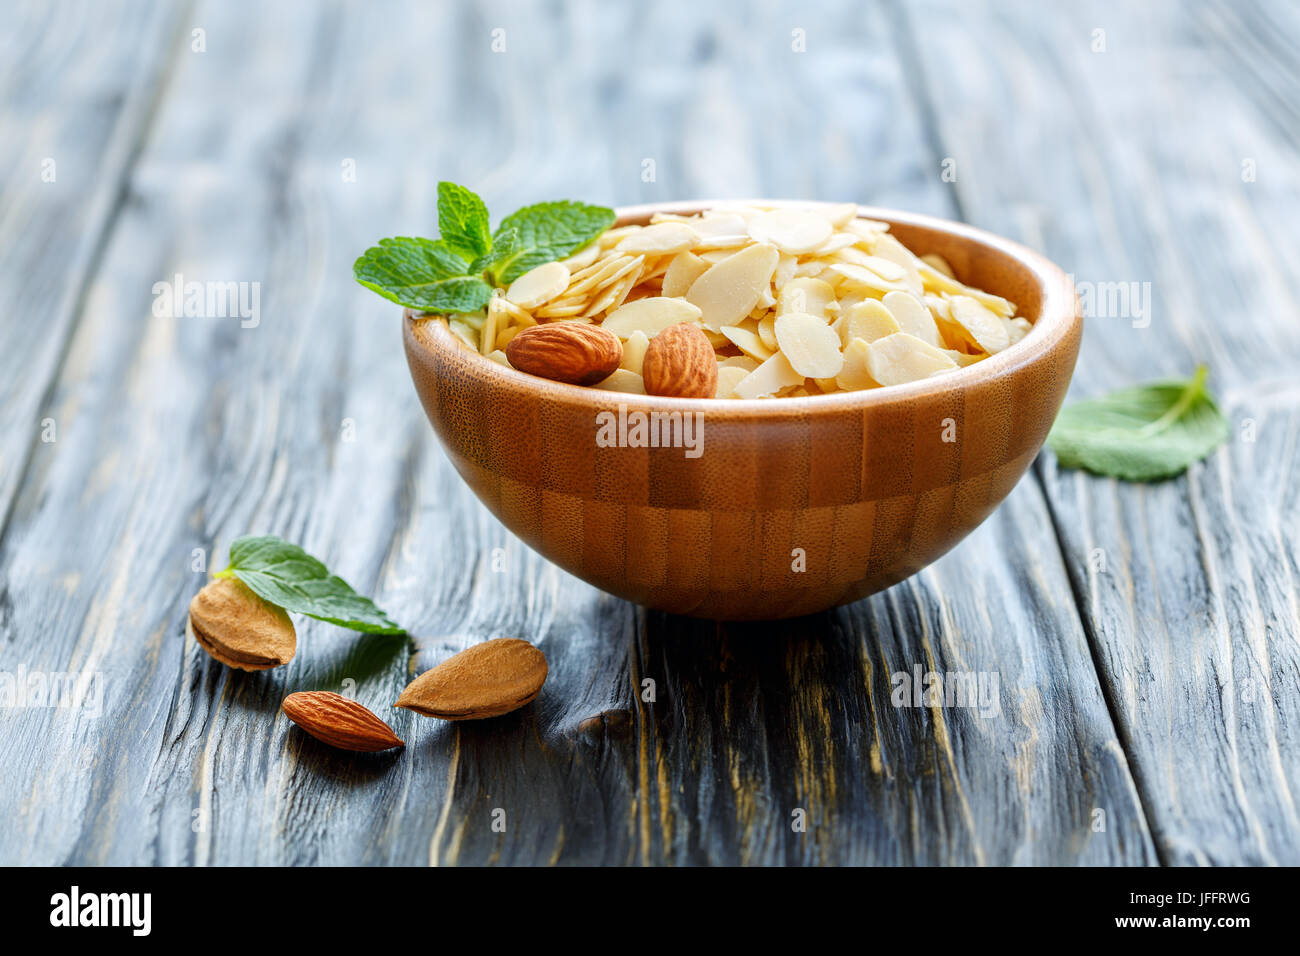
<box><xmin>617</xmin><ymin>221</ymin><xmax>700</xmax><ymax>255</ymax></box>
<box><xmin>866</xmin><ymin>332</ymin><xmax>958</xmax><ymax>386</ymax></box>
<box><xmin>774</xmin><ymin>312</ymin><xmax>844</xmax><ymax>379</ymax></box>
<box><xmin>747</xmin><ymin>208</ymin><xmax>834</xmax><ymax>254</ymax></box>
<box><xmin>602</xmin><ymin>296</ymin><xmax>703</xmax><ymax>338</ymax></box>
<box><xmin>733</xmin><ymin>352</ymin><xmax>803</xmax><ymax>399</ymax></box>
<box><xmin>685</xmin><ymin>242</ymin><xmax>780</xmax><ymax>331</ymax></box>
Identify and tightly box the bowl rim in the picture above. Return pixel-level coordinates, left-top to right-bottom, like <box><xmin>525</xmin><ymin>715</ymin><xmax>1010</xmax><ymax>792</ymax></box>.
<box><xmin>404</xmin><ymin>201</ymin><xmax>1080</xmax><ymax>415</ymax></box>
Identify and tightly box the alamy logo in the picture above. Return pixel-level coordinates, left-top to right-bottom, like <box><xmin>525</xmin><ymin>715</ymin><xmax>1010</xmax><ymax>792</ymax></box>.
<box><xmin>1067</xmin><ymin>274</ymin><xmax>1151</xmax><ymax>328</ymax></box>
<box><xmin>49</xmin><ymin>886</ymin><xmax>151</xmax><ymax>936</ymax></box>
<box><xmin>891</xmin><ymin>666</ymin><xmax>1001</xmax><ymax>718</ymax></box>
<box><xmin>595</xmin><ymin>403</ymin><xmax>704</xmax><ymax>459</ymax></box>
<box><xmin>152</xmin><ymin>273</ymin><xmax>260</xmax><ymax>328</ymax></box>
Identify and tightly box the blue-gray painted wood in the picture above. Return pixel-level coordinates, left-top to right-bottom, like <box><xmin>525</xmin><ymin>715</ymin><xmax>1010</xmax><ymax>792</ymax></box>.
<box><xmin>0</xmin><ymin>0</ymin><xmax>1289</xmax><ymax>865</ymax></box>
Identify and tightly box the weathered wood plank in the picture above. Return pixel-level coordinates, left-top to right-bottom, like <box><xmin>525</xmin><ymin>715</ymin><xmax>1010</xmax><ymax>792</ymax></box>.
<box><xmin>1</xmin><ymin>0</ymin><xmax>1151</xmax><ymax>865</ymax></box>
<box><xmin>908</xmin><ymin>0</ymin><xmax>1300</xmax><ymax>863</ymax></box>
<box><xmin>0</xmin><ymin>0</ymin><xmax>182</xmax><ymax>527</ymax></box>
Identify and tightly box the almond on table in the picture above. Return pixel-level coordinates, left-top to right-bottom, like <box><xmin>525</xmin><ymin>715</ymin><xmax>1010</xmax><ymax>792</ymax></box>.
<box><xmin>357</xmin><ymin>186</ymin><xmax>1035</xmax><ymax>398</ymax></box>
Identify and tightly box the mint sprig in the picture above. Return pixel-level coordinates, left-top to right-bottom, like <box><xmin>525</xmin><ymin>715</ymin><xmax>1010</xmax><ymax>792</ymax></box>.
<box><xmin>215</xmin><ymin>535</ymin><xmax>405</xmax><ymax>635</ymax></box>
<box><xmin>436</xmin><ymin>182</ymin><xmax>492</xmax><ymax>262</ymax></box>
<box><xmin>353</xmin><ymin>237</ymin><xmax>493</xmax><ymax>313</ymax></box>
<box><xmin>353</xmin><ymin>182</ymin><xmax>614</xmax><ymax>313</ymax></box>
<box><xmin>492</xmin><ymin>200</ymin><xmax>617</xmax><ymax>283</ymax></box>
<box><xmin>1047</xmin><ymin>365</ymin><xmax>1229</xmax><ymax>481</ymax></box>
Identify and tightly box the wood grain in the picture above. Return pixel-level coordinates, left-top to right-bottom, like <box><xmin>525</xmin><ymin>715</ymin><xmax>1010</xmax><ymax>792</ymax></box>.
<box><xmin>11</xmin><ymin>0</ymin><xmax>1290</xmax><ymax>866</ymax></box>
<box><xmin>907</xmin><ymin>0</ymin><xmax>1300</xmax><ymax>863</ymax></box>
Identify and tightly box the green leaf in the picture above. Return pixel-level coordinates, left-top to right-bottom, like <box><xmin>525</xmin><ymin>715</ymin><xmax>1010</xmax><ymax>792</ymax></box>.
<box><xmin>437</xmin><ymin>182</ymin><xmax>492</xmax><ymax>261</ymax></box>
<box><xmin>493</xmin><ymin>200</ymin><xmax>615</xmax><ymax>283</ymax></box>
<box><xmin>1047</xmin><ymin>365</ymin><xmax>1229</xmax><ymax>481</ymax></box>
<box><xmin>353</xmin><ymin>237</ymin><xmax>490</xmax><ymax>313</ymax></box>
<box><xmin>216</xmin><ymin>535</ymin><xmax>405</xmax><ymax>635</ymax></box>
<box><xmin>471</xmin><ymin>227</ymin><xmax>526</xmax><ymax>287</ymax></box>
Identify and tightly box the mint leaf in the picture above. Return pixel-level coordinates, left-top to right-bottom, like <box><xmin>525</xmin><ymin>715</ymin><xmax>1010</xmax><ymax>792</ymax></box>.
<box><xmin>404</xmin><ymin>275</ymin><xmax>492</xmax><ymax>314</ymax></box>
<box><xmin>493</xmin><ymin>200</ymin><xmax>615</xmax><ymax>283</ymax></box>
<box><xmin>353</xmin><ymin>237</ymin><xmax>490</xmax><ymax>313</ymax></box>
<box><xmin>1047</xmin><ymin>365</ymin><xmax>1229</xmax><ymax>481</ymax></box>
<box><xmin>437</xmin><ymin>182</ymin><xmax>492</xmax><ymax>261</ymax></box>
<box><xmin>471</xmin><ymin>227</ymin><xmax>525</xmax><ymax>287</ymax></box>
<box><xmin>217</xmin><ymin>535</ymin><xmax>405</xmax><ymax>635</ymax></box>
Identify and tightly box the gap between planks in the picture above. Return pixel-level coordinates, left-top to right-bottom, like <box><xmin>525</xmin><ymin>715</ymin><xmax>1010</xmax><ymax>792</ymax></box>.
<box><xmin>0</xmin><ymin>3</ymin><xmax>194</xmax><ymax>555</ymax></box>
<box><xmin>887</xmin><ymin>0</ymin><xmax>1170</xmax><ymax>863</ymax></box>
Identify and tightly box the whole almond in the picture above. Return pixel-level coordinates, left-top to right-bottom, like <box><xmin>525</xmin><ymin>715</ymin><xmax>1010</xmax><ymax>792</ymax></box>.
<box><xmin>641</xmin><ymin>323</ymin><xmax>718</xmax><ymax>398</ymax></box>
<box><xmin>395</xmin><ymin>638</ymin><xmax>547</xmax><ymax>720</ymax></box>
<box><xmin>282</xmin><ymin>691</ymin><xmax>404</xmax><ymax>751</ymax></box>
<box><xmin>505</xmin><ymin>322</ymin><xmax>622</xmax><ymax>385</ymax></box>
<box><xmin>188</xmin><ymin>577</ymin><xmax>296</xmax><ymax>671</ymax></box>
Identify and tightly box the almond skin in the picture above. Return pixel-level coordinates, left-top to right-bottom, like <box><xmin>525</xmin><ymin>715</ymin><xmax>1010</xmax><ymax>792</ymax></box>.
<box><xmin>505</xmin><ymin>323</ymin><xmax>622</xmax><ymax>386</ymax></box>
<box><xmin>641</xmin><ymin>323</ymin><xmax>718</xmax><ymax>398</ymax></box>
<box><xmin>395</xmin><ymin>638</ymin><xmax>547</xmax><ymax>720</ymax></box>
<box><xmin>282</xmin><ymin>691</ymin><xmax>404</xmax><ymax>751</ymax></box>
<box><xmin>188</xmin><ymin>577</ymin><xmax>296</xmax><ymax>671</ymax></box>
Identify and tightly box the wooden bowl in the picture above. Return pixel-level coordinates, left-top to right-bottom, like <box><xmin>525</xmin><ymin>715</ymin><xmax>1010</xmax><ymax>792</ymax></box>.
<box><xmin>403</xmin><ymin>202</ymin><xmax>1081</xmax><ymax>620</ymax></box>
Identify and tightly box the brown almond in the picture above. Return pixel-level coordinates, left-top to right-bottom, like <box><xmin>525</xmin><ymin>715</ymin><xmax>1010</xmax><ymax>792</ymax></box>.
<box><xmin>395</xmin><ymin>638</ymin><xmax>547</xmax><ymax>720</ymax></box>
<box><xmin>282</xmin><ymin>691</ymin><xmax>404</xmax><ymax>751</ymax></box>
<box><xmin>188</xmin><ymin>577</ymin><xmax>295</xmax><ymax>671</ymax></box>
<box><xmin>505</xmin><ymin>322</ymin><xmax>622</xmax><ymax>385</ymax></box>
<box><xmin>641</xmin><ymin>322</ymin><xmax>718</xmax><ymax>398</ymax></box>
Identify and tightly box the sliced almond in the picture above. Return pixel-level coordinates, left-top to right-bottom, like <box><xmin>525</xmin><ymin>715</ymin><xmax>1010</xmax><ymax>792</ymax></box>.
<box><xmin>920</xmin><ymin>252</ymin><xmax>955</xmax><ymax>278</ymax></box>
<box><xmin>841</xmin><ymin>299</ymin><xmax>901</xmax><ymax>346</ymax></box>
<box><xmin>1005</xmin><ymin>315</ymin><xmax>1032</xmax><ymax>345</ymax></box>
<box><xmin>602</xmin><ymin>296</ymin><xmax>703</xmax><ymax>338</ymax></box>
<box><xmin>685</xmin><ymin>242</ymin><xmax>780</xmax><ymax>331</ymax></box>
<box><xmin>844</xmin><ymin>218</ymin><xmax>890</xmax><ymax>241</ymax></box>
<box><xmin>917</xmin><ymin>263</ymin><xmax>1016</xmax><ymax>316</ymax></box>
<box><xmin>661</xmin><ymin>251</ymin><xmax>710</xmax><ymax>297</ymax></box>
<box><xmin>836</xmin><ymin>338</ymin><xmax>880</xmax><ymax>391</ymax></box>
<box><xmin>691</xmin><ymin>212</ymin><xmax>749</xmax><ymax>237</ymax></box>
<box><xmin>718</xmin><ymin>354</ymin><xmax>759</xmax><ymax>372</ymax></box>
<box><xmin>866</xmin><ymin>332</ymin><xmax>958</xmax><ymax>386</ymax></box>
<box><xmin>882</xmin><ymin>290</ymin><xmax>943</xmax><ymax>348</ymax></box>
<box><xmin>691</xmin><ymin>234</ymin><xmax>751</xmax><ymax>251</ymax></box>
<box><xmin>812</xmin><ymin>232</ymin><xmax>858</xmax><ymax>256</ymax></box>
<box><xmin>620</xmin><ymin>329</ymin><xmax>650</xmax><ymax>373</ymax></box>
<box><xmin>506</xmin><ymin>261</ymin><xmax>571</xmax><ymax>310</ymax></box>
<box><xmin>733</xmin><ymin>352</ymin><xmax>803</xmax><ymax>399</ymax></box>
<box><xmin>773</xmin><ymin>254</ymin><xmax>798</xmax><ymax>291</ymax></box>
<box><xmin>715</xmin><ymin>365</ymin><xmax>750</xmax><ymax>399</ymax></box>
<box><xmin>594</xmin><ymin>368</ymin><xmax>647</xmax><ymax>394</ymax></box>
<box><xmin>720</xmin><ymin>324</ymin><xmax>774</xmax><ymax>362</ymax></box>
<box><xmin>757</xmin><ymin>313</ymin><xmax>778</xmax><ymax>350</ymax></box>
<box><xmin>617</xmin><ymin>221</ymin><xmax>700</xmax><ymax>255</ymax></box>
<box><xmin>942</xmin><ymin>348</ymin><xmax>989</xmax><ymax>367</ymax></box>
<box><xmin>817</xmin><ymin>202</ymin><xmax>860</xmax><ymax>227</ymax></box>
<box><xmin>561</xmin><ymin>242</ymin><xmax>602</xmax><ymax>271</ymax></box>
<box><xmin>777</xmin><ymin>277</ymin><xmax>836</xmax><ymax>318</ymax></box>
<box><xmin>747</xmin><ymin>208</ymin><xmax>834</xmax><ymax>254</ymax></box>
<box><xmin>773</xmin><ymin>312</ymin><xmax>844</xmax><ymax>378</ymax></box>
<box><xmin>861</xmin><ymin>233</ymin><xmax>925</xmax><ymax>293</ymax></box>
<box><xmin>948</xmin><ymin>295</ymin><xmax>1011</xmax><ymax>353</ymax></box>
<box><xmin>826</xmin><ymin>262</ymin><xmax>908</xmax><ymax>295</ymax></box>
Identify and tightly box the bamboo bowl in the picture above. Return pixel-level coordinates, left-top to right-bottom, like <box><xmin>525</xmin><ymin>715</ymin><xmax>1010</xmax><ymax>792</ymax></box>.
<box><xmin>404</xmin><ymin>203</ymin><xmax>1081</xmax><ymax>620</ymax></box>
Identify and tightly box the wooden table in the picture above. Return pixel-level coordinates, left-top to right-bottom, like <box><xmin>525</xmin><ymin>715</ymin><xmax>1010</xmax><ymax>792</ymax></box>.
<box><xmin>2</xmin><ymin>0</ymin><xmax>1297</xmax><ymax>866</ymax></box>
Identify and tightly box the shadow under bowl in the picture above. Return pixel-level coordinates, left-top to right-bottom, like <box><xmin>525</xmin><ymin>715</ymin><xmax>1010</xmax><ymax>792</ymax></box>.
<box><xmin>403</xmin><ymin>202</ymin><xmax>1081</xmax><ymax>620</ymax></box>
